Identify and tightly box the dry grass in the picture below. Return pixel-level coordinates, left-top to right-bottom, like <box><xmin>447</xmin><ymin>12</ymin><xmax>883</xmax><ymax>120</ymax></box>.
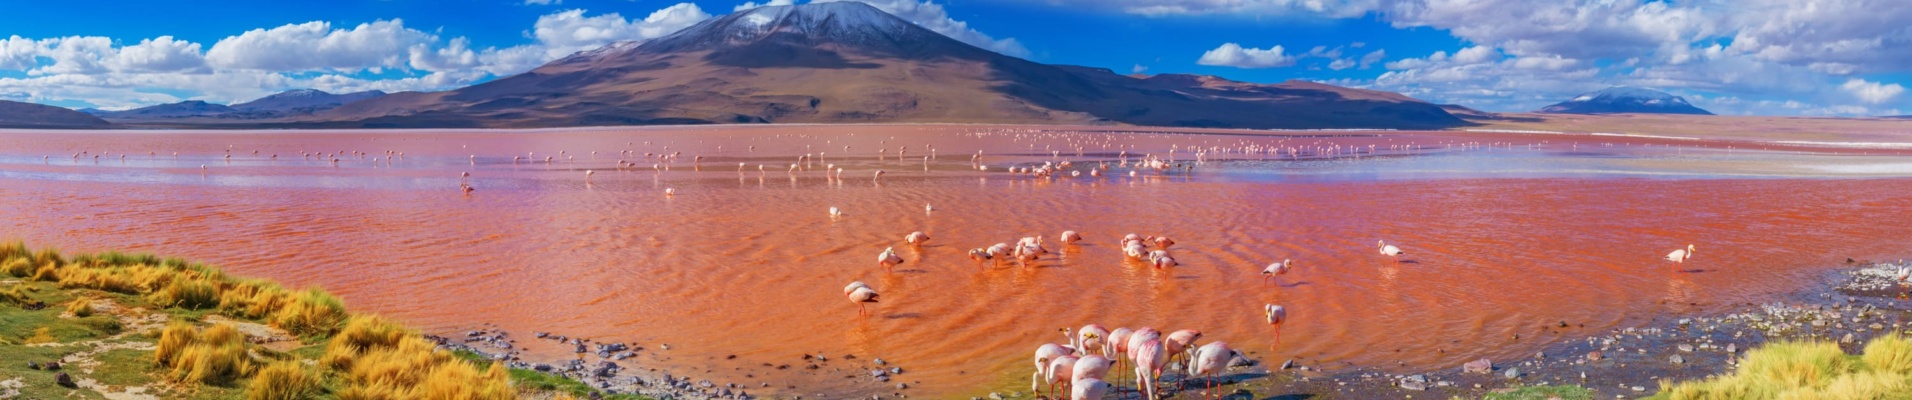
<box><xmin>274</xmin><ymin>288</ymin><xmax>347</xmax><ymax>337</ymax></box>
<box><xmin>327</xmin><ymin>315</ymin><xmax>514</xmax><ymax>399</ymax></box>
<box><xmin>24</xmin><ymin>327</ymin><xmax>55</xmax><ymax>344</ymax></box>
<box><xmin>245</xmin><ymin>361</ymin><xmax>323</xmax><ymax>400</ymax></box>
<box><xmin>66</xmin><ymin>297</ymin><xmax>93</xmax><ymax>317</ymax></box>
<box><xmin>1</xmin><ymin>257</ymin><xmax>29</xmax><ymax>277</ymax></box>
<box><xmin>154</xmin><ymin>321</ymin><xmax>252</xmax><ymax>384</ymax></box>
<box><xmin>1658</xmin><ymin>336</ymin><xmax>1912</xmax><ymax>400</ymax></box>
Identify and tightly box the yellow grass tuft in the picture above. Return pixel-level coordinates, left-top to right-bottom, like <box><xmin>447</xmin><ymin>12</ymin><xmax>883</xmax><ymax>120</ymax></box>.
<box><xmin>30</xmin><ymin>263</ymin><xmax>59</xmax><ymax>282</ymax></box>
<box><xmin>219</xmin><ymin>279</ymin><xmax>292</xmax><ymax>320</ymax></box>
<box><xmin>151</xmin><ymin>276</ymin><xmax>220</xmax><ymax>309</ymax></box>
<box><xmin>274</xmin><ymin>288</ymin><xmax>348</xmax><ymax>337</ymax></box>
<box><xmin>326</xmin><ymin>315</ymin><xmax>515</xmax><ymax>399</ymax></box>
<box><xmin>1862</xmin><ymin>334</ymin><xmax>1912</xmax><ymax>374</ymax></box>
<box><xmin>1</xmin><ymin>257</ymin><xmax>29</xmax><ymax>277</ymax></box>
<box><xmin>24</xmin><ymin>327</ymin><xmax>56</xmax><ymax>344</ymax></box>
<box><xmin>154</xmin><ymin>322</ymin><xmax>252</xmax><ymax>384</ymax></box>
<box><xmin>245</xmin><ymin>361</ymin><xmax>323</xmax><ymax>400</ymax></box>
<box><xmin>66</xmin><ymin>297</ymin><xmax>93</xmax><ymax>317</ymax></box>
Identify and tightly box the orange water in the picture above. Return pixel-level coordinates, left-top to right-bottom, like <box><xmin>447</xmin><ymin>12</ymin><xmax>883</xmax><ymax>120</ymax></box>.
<box><xmin>3</xmin><ymin>125</ymin><xmax>1911</xmax><ymax>397</ymax></box>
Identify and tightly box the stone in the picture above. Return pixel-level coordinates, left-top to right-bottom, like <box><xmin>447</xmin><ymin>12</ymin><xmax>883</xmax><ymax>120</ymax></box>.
<box><xmin>1842</xmin><ymin>333</ymin><xmax>1856</xmax><ymax>344</ymax></box>
<box><xmin>26</xmin><ymin>361</ymin><xmax>38</xmax><ymax>370</ymax></box>
<box><xmin>1587</xmin><ymin>351</ymin><xmax>1605</xmax><ymax>361</ymax></box>
<box><xmin>1503</xmin><ymin>367</ymin><xmax>1520</xmax><ymax>379</ymax></box>
<box><xmin>1279</xmin><ymin>359</ymin><xmax>1295</xmax><ymax>370</ymax></box>
<box><xmin>1399</xmin><ymin>380</ymin><xmax>1428</xmax><ymax>391</ymax></box>
<box><xmin>1678</xmin><ymin>344</ymin><xmax>1694</xmax><ymax>352</ymax></box>
<box><xmin>54</xmin><ymin>372</ymin><xmax>74</xmax><ymax>388</ymax></box>
<box><xmin>871</xmin><ymin>370</ymin><xmax>888</xmax><ymax>378</ymax></box>
<box><xmin>1633</xmin><ymin>386</ymin><xmax>1647</xmax><ymax>392</ymax></box>
<box><xmin>889</xmin><ymin>367</ymin><xmax>903</xmax><ymax>375</ymax></box>
<box><xmin>1670</xmin><ymin>355</ymin><xmax>1685</xmax><ymax>364</ymax></box>
<box><xmin>897</xmin><ymin>383</ymin><xmax>909</xmax><ymax>390</ymax></box>
<box><xmin>699</xmin><ymin>380</ymin><xmax>715</xmax><ymax>388</ymax></box>
<box><xmin>1463</xmin><ymin>358</ymin><xmax>1493</xmax><ymax>374</ymax></box>
<box><xmin>1727</xmin><ymin>343</ymin><xmax>1738</xmax><ymax>353</ymax></box>
<box><xmin>874</xmin><ymin>358</ymin><xmax>887</xmax><ymax>366</ymax></box>
<box><xmin>43</xmin><ymin>361</ymin><xmax>59</xmax><ymax>371</ymax></box>
<box><xmin>987</xmin><ymin>392</ymin><xmax>1005</xmax><ymax>400</ymax></box>
<box><xmin>1228</xmin><ymin>354</ymin><xmax>1255</xmax><ymax>368</ymax></box>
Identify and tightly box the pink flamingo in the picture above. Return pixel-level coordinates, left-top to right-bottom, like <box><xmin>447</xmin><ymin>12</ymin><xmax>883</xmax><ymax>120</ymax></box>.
<box><xmin>904</xmin><ymin>231</ymin><xmax>931</xmax><ymax>245</ymax></box>
<box><xmin>1076</xmin><ymin>325</ymin><xmax>1110</xmax><ymax>355</ymax></box>
<box><xmin>1033</xmin><ymin>344</ymin><xmax>1077</xmax><ymax>396</ymax></box>
<box><xmin>1378</xmin><ymin>240</ymin><xmax>1404</xmax><ymax>262</ymax></box>
<box><xmin>1072</xmin><ymin>354</ymin><xmax>1112</xmax><ymax>382</ymax></box>
<box><xmin>1060</xmin><ymin>231</ymin><xmax>1083</xmax><ymax>244</ymax></box>
<box><xmin>877</xmin><ymin>247</ymin><xmax>904</xmax><ymax>272</ymax></box>
<box><xmin>1045</xmin><ymin>355</ymin><xmax>1079</xmax><ymax>398</ymax></box>
<box><xmin>1148</xmin><ymin>251</ymin><xmax>1178</xmax><ymax>269</ymax></box>
<box><xmin>1105</xmin><ymin>327</ymin><xmax>1134</xmax><ymax>388</ymax></box>
<box><xmin>843</xmin><ymin>281</ymin><xmax>878</xmax><ymax>316</ymax></box>
<box><xmin>1132</xmin><ymin>339</ymin><xmax>1168</xmax><ymax>400</ymax></box>
<box><xmin>1185</xmin><ymin>341</ymin><xmax>1234</xmax><ymax>400</ymax></box>
<box><xmin>1265</xmin><ymin>304</ymin><xmax>1288</xmax><ymax>351</ymax></box>
<box><xmin>1263</xmin><ymin>259</ymin><xmax>1293</xmax><ymax>286</ymax></box>
<box><xmin>967</xmin><ymin>248</ymin><xmax>992</xmax><ymax>267</ymax></box>
<box><xmin>1666</xmin><ymin>244</ymin><xmax>1695</xmax><ymax>265</ymax></box>
<box><xmin>1151</xmin><ymin>236</ymin><xmax>1176</xmax><ymax>249</ymax></box>
<box><xmin>1071</xmin><ymin>377</ymin><xmax>1112</xmax><ymax>400</ymax></box>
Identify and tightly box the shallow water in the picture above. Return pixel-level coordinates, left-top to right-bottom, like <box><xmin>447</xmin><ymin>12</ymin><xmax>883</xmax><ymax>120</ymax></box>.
<box><xmin>3</xmin><ymin>125</ymin><xmax>1911</xmax><ymax>397</ymax></box>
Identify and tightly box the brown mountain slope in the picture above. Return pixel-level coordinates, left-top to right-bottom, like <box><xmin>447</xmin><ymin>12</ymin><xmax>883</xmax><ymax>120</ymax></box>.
<box><xmin>318</xmin><ymin>2</ymin><xmax>1463</xmax><ymax>129</ymax></box>
<box><xmin>0</xmin><ymin>100</ymin><xmax>113</xmax><ymax>129</ymax></box>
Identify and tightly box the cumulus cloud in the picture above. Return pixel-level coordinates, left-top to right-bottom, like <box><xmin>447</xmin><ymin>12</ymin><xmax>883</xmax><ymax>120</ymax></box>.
<box><xmin>1038</xmin><ymin>0</ymin><xmax>1384</xmax><ymax>18</ymax></box>
<box><xmin>1196</xmin><ymin>43</ymin><xmax>1296</xmax><ymax>68</ymax></box>
<box><xmin>0</xmin><ymin>3</ymin><xmax>711</xmax><ymax>109</ymax></box>
<box><xmin>811</xmin><ymin>0</ymin><xmax>1029</xmax><ymax>57</ymax></box>
<box><xmin>1842</xmin><ymin>79</ymin><xmax>1905</xmax><ymax>105</ymax></box>
<box><xmin>206</xmin><ymin>20</ymin><xmax>433</xmax><ymax>72</ymax></box>
<box><xmin>735</xmin><ymin>0</ymin><xmax>797</xmax><ymax>11</ymax></box>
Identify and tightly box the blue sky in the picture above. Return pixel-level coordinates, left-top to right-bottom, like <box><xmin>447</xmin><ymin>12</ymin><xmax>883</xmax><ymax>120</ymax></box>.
<box><xmin>1</xmin><ymin>0</ymin><xmax>1907</xmax><ymax>116</ymax></box>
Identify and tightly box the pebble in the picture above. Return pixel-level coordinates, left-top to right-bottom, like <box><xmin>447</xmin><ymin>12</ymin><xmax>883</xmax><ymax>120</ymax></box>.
<box><xmin>1678</xmin><ymin>344</ymin><xmax>1694</xmax><ymax>352</ymax></box>
<box><xmin>54</xmin><ymin>372</ymin><xmax>74</xmax><ymax>388</ymax></box>
<box><xmin>874</xmin><ymin>358</ymin><xmax>887</xmax><ymax>366</ymax></box>
<box><xmin>1670</xmin><ymin>355</ymin><xmax>1685</xmax><ymax>364</ymax></box>
<box><xmin>1462</xmin><ymin>358</ymin><xmax>1493</xmax><ymax>374</ymax></box>
<box><xmin>1587</xmin><ymin>351</ymin><xmax>1605</xmax><ymax>361</ymax></box>
<box><xmin>1726</xmin><ymin>343</ymin><xmax>1738</xmax><ymax>353</ymax></box>
<box><xmin>988</xmin><ymin>392</ymin><xmax>1005</xmax><ymax>400</ymax></box>
<box><xmin>1503</xmin><ymin>367</ymin><xmax>1520</xmax><ymax>379</ymax></box>
<box><xmin>1280</xmin><ymin>359</ymin><xmax>1295</xmax><ymax>370</ymax></box>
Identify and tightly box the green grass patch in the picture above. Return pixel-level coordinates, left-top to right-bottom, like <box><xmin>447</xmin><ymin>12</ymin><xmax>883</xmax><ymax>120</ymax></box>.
<box><xmin>1484</xmin><ymin>384</ymin><xmax>1596</xmax><ymax>400</ymax></box>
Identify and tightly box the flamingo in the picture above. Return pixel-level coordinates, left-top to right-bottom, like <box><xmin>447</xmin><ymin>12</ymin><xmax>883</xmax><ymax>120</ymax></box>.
<box><xmin>1898</xmin><ymin>265</ymin><xmax>1910</xmax><ymax>285</ymax></box>
<box><xmin>1151</xmin><ymin>236</ymin><xmax>1176</xmax><ymax>249</ymax></box>
<box><xmin>1263</xmin><ymin>259</ymin><xmax>1293</xmax><ymax>286</ymax></box>
<box><xmin>1148</xmin><ymin>251</ymin><xmax>1177</xmax><ymax>269</ymax></box>
<box><xmin>664</xmin><ymin>188</ymin><xmax>675</xmax><ymax>196</ymax></box>
<box><xmin>844</xmin><ymin>282</ymin><xmax>878</xmax><ymax>316</ymax></box>
<box><xmin>1033</xmin><ymin>344</ymin><xmax>1077</xmax><ymax>396</ymax></box>
<box><xmin>1666</xmin><ymin>244</ymin><xmax>1695</xmax><ymax>264</ymax></box>
<box><xmin>1265</xmin><ymin>304</ymin><xmax>1288</xmax><ymax>351</ymax></box>
<box><xmin>1185</xmin><ymin>342</ymin><xmax>1234</xmax><ymax>400</ymax></box>
<box><xmin>1045</xmin><ymin>356</ymin><xmax>1079</xmax><ymax>398</ymax></box>
<box><xmin>1124</xmin><ymin>243</ymin><xmax>1150</xmax><ymax>260</ymax></box>
<box><xmin>1164</xmin><ymin>330</ymin><xmax>1203</xmax><ymax>358</ymax></box>
<box><xmin>904</xmin><ymin>231</ymin><xmax>931</xmax><ymax>245</ymax></box>
<box><xmin>829</xmin><ymin>207</ymin><xmax>842</xmax><ymax>219</ymax></box>
<box><xmin>1072</xmin><ymin>355</ymin><xmax>1113</xmax><ymax>382</ymax></box>
<box><xmin>1132</xmin><ymin>339</ymin><xmax>1168</xmax><ymax>400</ymax></box>
<box><xmin>968</xmin><ymin>248</ymin><xmax>993</xmax><ymax>263</ymax></box>
<box><xmin>987</xmin><ymin>243</ymin><xmax>1012</xmax><ymax>262</ymax></box>
<box><xmin>1060</xmin><ymin>231</ymin><xmax>1083</xmax><ymax>244</ymax></box>
<box><xmin>1378</xmin><ymin>240</ymin><xmax>1404</xmax><ymax>262</ymax></box>
<box><xmin>1071</xmin><ymin>377</ymin><xmax>1112</xmax><ymax>400</ymax></box>
<box><xmin>878</xmin><ymin>247</ymin><xmax>904</xmax><ymax>271</ymax></box>
<box><xmin>1077</xmin><ymin>325</ymin><xmax>1110</xmax><ymax>355</ymax></box>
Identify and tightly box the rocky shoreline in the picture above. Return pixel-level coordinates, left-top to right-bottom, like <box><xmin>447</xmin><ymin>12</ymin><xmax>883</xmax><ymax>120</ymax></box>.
<box><xmin>419</xmin><ymin>259</ymin><xmax>1912</xmax><ymax>400</ymax></box>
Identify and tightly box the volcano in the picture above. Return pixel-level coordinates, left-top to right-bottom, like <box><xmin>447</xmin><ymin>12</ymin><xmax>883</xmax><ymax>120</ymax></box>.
<box><xmin>311</xmin><ymin>2</ymin><xmax>1462</xmax><ymax>129</ymax></box>
<box><xmin>1538</xmin><ymin>87</ymin><xmax>1713</xmax><ymax>115</ymax></box>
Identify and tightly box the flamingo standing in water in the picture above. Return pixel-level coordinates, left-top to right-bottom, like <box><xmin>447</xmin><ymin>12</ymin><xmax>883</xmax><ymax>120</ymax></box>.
<box><xmin>1263</xmin><ymin>259</ymin><xmax>1293</xmax><ymax>286</ymax></box>
<box><xmin>1265</xmin><ymin>304</ymin><xmax>1288</xmax><ymax>351</ymax></box>
<box><xmin>1105</xmin><ymin>327</ymin><xmax>1134</xmax><ymax>388</ymax></box>
<box><xmin>877</xmin><ymin>247</ymin><xmax>904</xmax><ymax>271</ymax></box>
<box><xmin>1060</xmin><ymin>231</ymin><xmax>1083</xmax><ymax>244</ymax></box>
<box><xmin>1185</xmin><ymin>342</ymin><xmax>1234</xmax><ymax>400</ymax></box>
<box><xmin>1378</xmin><ymin>240</ymin><xmax>1404</xmax><ymax>262</ymax></box>
<box><xmin>1071</xmin><ymin>377</ymin><xmax>1112</xmax><ymax>400</ymax></box>
<box><xmin>844</xmin><ymin>282</ymin><xmax>878</xmax><ymax>316</ymax></box>
<box><xmin>1033</xmin><ymin>344</ymin><xmax>1077</xmax><ymax>396</ymax></box>
<box><xmin>1897</xmin><ymin>265</ymin><xmax>1910</xmax><ymax>285</ymax></box>
<box><xmin>1666</xmin><ymin>244</ymin><xmax>1696</xmax><ymax>265</ymax></box>
<box><xmin>1044</xmin><ymin>356</ymin><xmax>1079</xmax><ymax>398</ymax></box>
<box><xmin>1076</xmin><ymin>325</ymin><xmax>1110</xmax><ymax>355</ymax></box>
<box><xmin>1072</xmin><ymin>354</ymin><xmax>1112</xmax><ymax>382</ymax></box>
<box><xmin>1163</xmin><ymin>329</ymin><xmax>1203</xmax><ymax>371</ymax></box>
<box><xmin>904</xmin><ymin>231</ymin><xmax>931</xmax><ymax>245</ymax></box>
<box><xmin>967</xmin><ymin>248</ymin><xmax>992</xmax><ymax>266</ymax></box>
<box><xmin>829</xmin><ymin>207</ymin><xmax>842</xmax><ymax>219</ymax></box>
<box><xmin>1131</xmin><ymin>339</ymin><xmax>1168</xmax><ymax>400</ymax></box>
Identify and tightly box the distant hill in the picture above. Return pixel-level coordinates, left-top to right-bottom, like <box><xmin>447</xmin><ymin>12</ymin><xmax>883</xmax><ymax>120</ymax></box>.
<box><xmin>1538</xmin><ymin>87</ymin><xmax>1713</xmax><ymax>115</ymax></box>
<box><xmin>315</xmin><ymin>2</ymin><xmax>1463</xmax><ymax>129</ymax></box>
<box><xmin>95</xmin><ymin>101</ymin><xmax>235</xmax><ymax>119</ymax></box>
<box><xmin>232</xmin><ymin>89</ymin><xmax>386</xmax><ymax>113</ymax></box>
<box><xmin>0</xmin><ymin>100</ymin><xmax>113</xmax><ymax>128</ymax></box>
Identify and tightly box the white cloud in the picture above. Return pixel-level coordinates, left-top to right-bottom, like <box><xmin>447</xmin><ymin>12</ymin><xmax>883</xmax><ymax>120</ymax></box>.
<box><xmin>109</xmin><ymin>36</ymin><xmax>208</xmax><ymax>73</ymax></box>
<box><xmin>0</xmin><ymin>3</ymin><xmax>711</xmax><ymax>109</ymax></box>
<box><xmin>1132</xmin><ymin>64</ymin><xmax>1148</xmax><ymax>74</ymax></box>
<box><xmin>1357</xmin><ymin>49</ymin><xmax>1386</xmax><ymax>68</ymax></box>
<box><xmin>1327</xmin><ymin>58</ymin><xmax>1355</xmax><ymax>70</ymax></box>
<box><xmin>1196</xmin><ymin>43</ymin><xmax>1296</xmax><ymax>68</ymax></box>
<box><xmin>1842</xmin><ymin>79</ymin><xmax>1905</xmax><ymax>105</ymax></box>
<box><xmin>1041</xmin><ymin>0</ymin><xmax>1383</xmax><ymax>18</ymax></box>
<box><xmin>734</xmin><ymin>0</ymin><xmax>797</xmax><ymax>11</ymax></box>
<box><xmin>205</xmin><ymin>20</ymin><xmax>433</xmax><ymax>72</ymax></box>
<box><xmin>523</xmin><ymin>0</ymin><xmax>560</xmax><ymax>4</ymax></box>
<box><xmin>811</xmin><ymin>0</ymin><xmax>1029</xmax><ymax>57</ymax></box>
